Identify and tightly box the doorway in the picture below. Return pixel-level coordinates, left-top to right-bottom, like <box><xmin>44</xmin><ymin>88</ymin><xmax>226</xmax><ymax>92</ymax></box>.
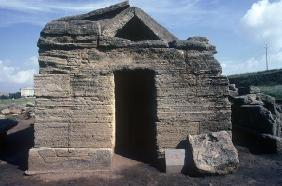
<box><xmin>114</xmin><ymin>69</ymin><xmax>157</xmax><ymax>164</ymax></box>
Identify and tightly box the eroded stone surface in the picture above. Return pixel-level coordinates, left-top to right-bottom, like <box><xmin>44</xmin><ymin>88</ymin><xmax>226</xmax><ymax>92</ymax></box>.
<box><xmin>188</xmin><ymin>131</ymin><xmax>239</xmax><ymax>175</ymax></box>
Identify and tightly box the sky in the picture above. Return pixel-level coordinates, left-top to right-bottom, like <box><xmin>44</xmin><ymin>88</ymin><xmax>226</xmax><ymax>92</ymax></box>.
<box><xmin>0</xmin><ymin>0</ymin><xmax>282</xmax><ymax>92</ymax></box>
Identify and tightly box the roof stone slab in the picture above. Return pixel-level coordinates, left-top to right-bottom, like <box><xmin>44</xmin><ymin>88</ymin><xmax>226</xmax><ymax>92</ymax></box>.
<box><xmin>41</xmin><ymin>1</ymin><xmax>177</xmax><ymax>42</ymax></box>
<box><xmin>41</xmin><ymin>20</ymin><xmax>101</xmax><ymax>36</ymax></box>
<box><xmin>58</xmin><ymin>1</ymin><xmax>130</xmax><ymax>21</ymax></box>
<box><xmin>101</xmin><ymin>7</ymin><xmax>177</xmax><ymax>42</ymax></box>
<box><xmin>37</xmin><ymin>1</ymin><xmax>217</xmax><ymax>53</ymax></box>
<box><xmin>101</xmin><ymin>7</ymin><xmax>135</xmax><ymax>38</ymax></box>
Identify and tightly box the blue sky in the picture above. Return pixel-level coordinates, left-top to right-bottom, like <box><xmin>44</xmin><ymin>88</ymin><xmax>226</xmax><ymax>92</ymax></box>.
<box><xmin>0</xmin><ymin>0</ymin><xmax>281</xmax><ymax>92</ymax></box>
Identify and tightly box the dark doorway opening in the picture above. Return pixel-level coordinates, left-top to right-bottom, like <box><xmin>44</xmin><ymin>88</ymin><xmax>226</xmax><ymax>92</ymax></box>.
<box><xmin>114</xmin><ymin>69</ymin><xmax>158</xmax><ymax>165</ymax></box>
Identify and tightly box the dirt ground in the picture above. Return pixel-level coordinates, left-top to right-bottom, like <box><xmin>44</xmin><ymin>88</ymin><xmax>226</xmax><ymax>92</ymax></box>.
<box><xmin>0</xmin><ymin>118</ymin><xmax>282</xmax><ymax>186</ymax></box>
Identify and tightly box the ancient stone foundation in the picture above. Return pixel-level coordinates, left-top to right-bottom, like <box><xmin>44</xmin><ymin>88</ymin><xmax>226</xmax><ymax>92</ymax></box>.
<box><xmin>27</xmin><ymin>1</ymin><xmax>231</xmax><ymax>173</ymax></box>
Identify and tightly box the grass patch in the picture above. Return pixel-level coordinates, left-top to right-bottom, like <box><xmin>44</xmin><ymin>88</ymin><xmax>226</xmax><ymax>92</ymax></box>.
<box><xmin>257</xmin><ymin>85</ymin><xmax>282</xmax><ymax>101</ymax></box>
<box><xmin>0</xmin><ymin>98</ymin><xmax>35</xmax><ymax>108</ymax></box>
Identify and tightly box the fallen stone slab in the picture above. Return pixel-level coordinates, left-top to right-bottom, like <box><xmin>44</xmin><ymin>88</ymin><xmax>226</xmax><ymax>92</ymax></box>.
<box><xmin>188</xmin><ymin>131</ymin><xmax>239</xmax><ymax>175</ymax></box>
<box><xmin>165</xmin><ymin>149</ymin><xmax>185</xmax><ymax>174</ymax></box>
<box><xmin>232</xmin><ymin>104</ymin><xmax>279</xmax><ymax>135</ymax></box>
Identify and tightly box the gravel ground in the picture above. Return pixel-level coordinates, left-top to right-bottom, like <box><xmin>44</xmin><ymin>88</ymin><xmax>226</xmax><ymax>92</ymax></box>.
<box><xmin>0</xmin><ymin>118</ymin><xmax>281</xmax><ymax>186</ymax></box>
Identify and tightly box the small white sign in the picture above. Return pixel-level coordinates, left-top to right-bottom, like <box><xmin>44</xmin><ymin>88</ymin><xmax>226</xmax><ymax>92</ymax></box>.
<box><xmin>165</xmin><ymin>149</ymin><xmax>185</xmax><ymax>174</ymax></box>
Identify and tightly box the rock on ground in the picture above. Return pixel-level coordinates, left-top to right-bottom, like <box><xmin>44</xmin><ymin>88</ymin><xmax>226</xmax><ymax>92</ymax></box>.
<box><xmin>229</xmin><ymin>85</ymin><xmax>282</xmax><ymax>153</ymax></box>
<box><xmin>188</xmin><ymin>131</ymin><xmax>239</xmax><ymax>175</ymax></box>
<box><xmin>1</xmin><ymin>108</ymin><xmax>10</xmax><ymax>115</ymax></box>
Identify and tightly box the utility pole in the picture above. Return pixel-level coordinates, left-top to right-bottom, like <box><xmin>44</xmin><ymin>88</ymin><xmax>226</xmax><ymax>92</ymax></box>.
<box><xmin>265</xmin><ymin>44</ymin><xmax>269</xmax><ymax>71</ymax></box>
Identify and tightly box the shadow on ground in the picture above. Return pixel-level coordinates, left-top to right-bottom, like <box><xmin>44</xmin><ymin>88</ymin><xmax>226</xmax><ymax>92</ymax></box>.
<box><xmin>0</xmin><ymin>118</ymin><xmax>34</xmax><ymax>171</ymax></box>
<box><xmin>0</xmin><ymin>118</ymin><xmax>282</xmax><ymax>186</ymax></box>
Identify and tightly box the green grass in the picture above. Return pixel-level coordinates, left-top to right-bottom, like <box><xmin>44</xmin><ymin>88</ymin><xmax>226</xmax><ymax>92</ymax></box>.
<box><xmin>257</xmin><ymin>85</ymin><xmax>282</xmax><ymax>101</ymax></box>
<box><xmin>0</xmin><ymin>98</ymin><xmax>35</xmax><ymax>107</ymax></box>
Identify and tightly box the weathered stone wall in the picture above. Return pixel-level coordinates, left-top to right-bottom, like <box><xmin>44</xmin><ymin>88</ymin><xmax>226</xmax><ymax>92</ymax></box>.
<box><xmin>34</xmin><ymin>74</ymin><xmax>115</xmax><ymax>148</ymax></box>
<box><xmin>28</xmin><ymin>1</ymin><xmax>231</xmax><ymax>173</ymax></box>
<box><xmin>35</xmin><ymin>44</ymin><xmax>231</xmax><ymax>148</ymax></box>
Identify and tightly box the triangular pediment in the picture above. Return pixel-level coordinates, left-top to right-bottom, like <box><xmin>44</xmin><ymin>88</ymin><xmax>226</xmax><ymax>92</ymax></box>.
<box><xmin>57</xmin><ymin>1</ymin><xmax>177</xmax><ymax>42</ymax></box>
<box><xmin>102</xmin><ymin>6</ymin><xmax>177</xmax><ymax>42</ymax></box>
<box><xmin>115</xmin><ymin>16</ymin><xmax>160</xmax><ymax>41</ymax></box>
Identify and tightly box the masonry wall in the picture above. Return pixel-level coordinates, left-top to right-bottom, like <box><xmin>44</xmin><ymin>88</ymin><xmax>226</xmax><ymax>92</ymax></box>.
<box><xmin>34</xmin><ymin>43</ymin><xmax>231</xmax><ymax>150</ymax></box>
<box><xmin>28</xmin><ymin>6</ymin><xmax>231</xmax><ymax>172</ymax></box>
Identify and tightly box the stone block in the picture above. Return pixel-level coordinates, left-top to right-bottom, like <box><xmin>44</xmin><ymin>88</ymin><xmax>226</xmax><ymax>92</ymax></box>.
<box><xmin>36</xmin><ymin>98</ymin><xmax>73</xmax><ymax>108</ymax></box>
<box><xmin>165</xmin><ymin>149</ymin><xmax>185</xmax><ymax>174</ymax></box>
<box><xmin>27</xmin><ymin>148</ymin><xmax>112</xmax><ymax>174</ymax></box>
<box><xmin>69</xmin><ymin>122</ymin><xmax>113</xmax><ymax>148</ymax></box>
<box><xmin>232</xmin><ymin>105</ymin><xmax>278</xmax><ymax>135</ymax></box>
<box><xmin>188</xmin><ymin>131</ymin><xmax>239</xmax><ymax>175</ymax></box>
<box><xmin>199</xmin><ymin>120</ymin><xmax>232</xmax><ymax>133</ymax></box>
<box><xmin>35</xmin><ymin>107</ymin><xmax>72</xmax><ymax>123</ymax></box>
<box><xmin>71</xmin><ymin>75</ymin><xmax>114</xmax><ymax>97</ymax></box>
<box><xmin>38</xmin><ymin>36</ymin><xmax>98</xmax><ymax>49</ymax></box>
<box><xmin>34</xmin><ymin>123</ymin><xmax>69</xmax><ymax>148</ymax></box>
<box><xmin>34</xmin><ymin>74</ymin><xmax>71</xmax><ymax>98</ymax></box>
<box><xmin>41</xmin><ymin>20</ymin><xmax>100</xmax><ymax>36</ymax></box>
<box><xmin>157</xmin><ymin>122</ymin><xmax>199</xmax><ymax>148</ymax></box>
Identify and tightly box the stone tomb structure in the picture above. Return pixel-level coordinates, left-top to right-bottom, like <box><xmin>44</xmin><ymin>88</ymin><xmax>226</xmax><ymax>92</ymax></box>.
<box><xmin>28</xmin><ymin>1</ymin><xmax>231</xmax><ymax>173</ymax></box>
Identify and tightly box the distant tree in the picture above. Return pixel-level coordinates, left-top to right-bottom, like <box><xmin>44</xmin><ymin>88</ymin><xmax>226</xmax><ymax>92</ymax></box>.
<box><xmin>9</xmin><ymin>92</ymin><xmax>21</xmax><ymax>99</ymax></box>
<box><xmin>0</xmin><ymin>95</ymin><xmax>9</xmax><ymax>99</ymax></box>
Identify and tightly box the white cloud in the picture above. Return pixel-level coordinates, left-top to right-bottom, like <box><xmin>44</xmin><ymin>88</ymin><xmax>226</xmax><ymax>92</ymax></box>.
<box><xmin>0</xmin><ymin>58</ymin><xmax>38</xmax><ymax>85</ymax></box>
<box><xmin>0</xmin><ymin>0</ymin><xmax>122</xmax><ymax>27</ymax></box>
<box><xmin>0</xmin><ymin>0</ymin><xmax>220</xmax><ymax>33</ymax></box>
<box><xmin>221</xmin><ymin>57</ymin><xmax>265</xmax><ymax>75</ymax></box>
<box><xmin>0</xmin><ymin>0</ymin><xmax>122</xmax><ymax>13</ymax></box>
<box><xmin>221</xmin><ymin>50</ymin><xmax>282</xmax><ymax>75</ymax></box>
<box><xmin>0</xmin><ymin>0</ymin><xmax>201</xmax><ymax>15</ymax></box>
<box><xmin>226</xmin><ymin>0</ymin><xmax>282</xmax><ymax>75</ymax></box>
<box><xmin>241</xmin><ymin>0</ymin><xmax>282</xmax><ymax>49</ymax></box>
